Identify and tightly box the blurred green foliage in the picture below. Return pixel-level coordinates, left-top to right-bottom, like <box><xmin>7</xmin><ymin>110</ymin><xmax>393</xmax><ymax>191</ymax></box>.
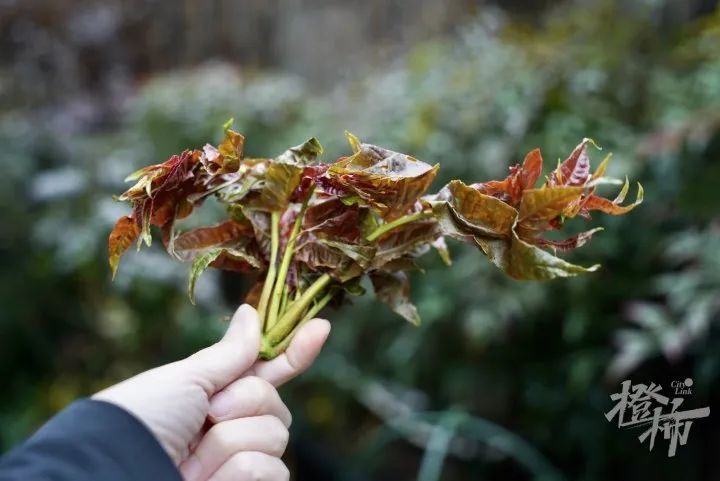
<box><xmin>1</xmin><ymin>1</ymin><xmax>719</xmax><ymax>480</ymax></box>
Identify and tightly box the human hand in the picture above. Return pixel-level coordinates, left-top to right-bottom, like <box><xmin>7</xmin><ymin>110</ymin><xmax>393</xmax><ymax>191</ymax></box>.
<box><xmin>93</xmin><ymin>304</ymin><xmax>330</xmax><ymax>481</ymax></box>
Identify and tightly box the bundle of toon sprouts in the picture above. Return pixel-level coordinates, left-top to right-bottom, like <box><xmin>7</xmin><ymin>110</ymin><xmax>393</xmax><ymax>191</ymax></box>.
<box><xmin>109</xmin><ymin>124</ymin><xmax>642</xmax><ymax>359</ymax></box>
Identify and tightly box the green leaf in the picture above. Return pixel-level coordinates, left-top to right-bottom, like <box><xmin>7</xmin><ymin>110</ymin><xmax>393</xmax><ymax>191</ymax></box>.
<box><xmin>371</xmin><ymin>271</ymin><xmax>421</xmax><ymax>325</ymax></box>
<box><xmin>214</xmin><ymin>247</ymin><xmax>264</xmax><ymax>271</ymax></box>
<box><xmin>321</xmin><ymin>239</ymin><xmax>375</xmax><ymax>268</ymax></box>
<box><xmin>340</xmin><ymin>195</ymin><xmax>363</xmax><ymax>206</ymax></box>
<box><xmin>123</xmin><ymin>165</ymin><xmax>157</xmax><ymax>183</ymax></box>
<box><xmin>275</xmin><ymin>137</ymin><xmax>324</xmax><ymax>165</ymax></box>
<box><xmin>217</xmin><ymin>174</ymin><xmax>262</xmax><ymax>204</ymax></box>
<box><xmin>360</xmin><ymin>209</ymin><xmax>380</xmax><ymax>238</ymax></box>
<box><xmin>589</xmin><ymin>152</ymin><xmax>612</xmax><ymax>183</ymax></box>
<box><xmin>217</xmin><ymin>128</ymin><xmax>244</xmax><ymax>160</ymax></box>
<box><xmin>344</xmin><ymin>130</ymin><xmax>362</xmax><ymax>152</ymax></box>
<box><xmin>202</xmin><ymin>128</ymin><xmax>245</xmax><ymax>174</ymax></box>
<box><xmin>243</xmin><ymin>139</ymin><xmax>325</xmax><ymax>211</ymax></box>
<box><xmin>255</xmin><ymin>162</ymin><xmax>303</xmax><ymax>211</ymax></box>
<box><xmin>431</xmin><ymin>237</ymin><xmax>452</xmax><ymax>266</ymax></box>
<box><xmin>188</xmin><ymin>248</ymin><xmax>224</xmax><ymax>304</ymax></box>
<box><xmin>476</xmin><ymin>227</ymin><xmax>600</xmax><ymax>280</ymax></box>
<box><xmin>187</xmin><ymin>243</ymin><xmax>263</xmax><ymax>304</ymax></box>
<box><xmin>336</xmin><ymin>276</ymin><xmax>366</xmax><ymax>297</ymax></box>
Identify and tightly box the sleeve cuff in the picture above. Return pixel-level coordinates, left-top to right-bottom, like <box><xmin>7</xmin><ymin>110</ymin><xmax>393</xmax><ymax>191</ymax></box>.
<box><xmin>0</xmin><ymin>399</ymin><xmax>181</xmax><ymax>481</ymax></box>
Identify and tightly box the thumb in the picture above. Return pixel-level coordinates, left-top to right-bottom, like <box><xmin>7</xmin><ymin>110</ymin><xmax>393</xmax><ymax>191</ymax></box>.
<box><xmin>184</xmin><ymin>304</ymin><xmax>261</xmax><ymax>394</ymax></box>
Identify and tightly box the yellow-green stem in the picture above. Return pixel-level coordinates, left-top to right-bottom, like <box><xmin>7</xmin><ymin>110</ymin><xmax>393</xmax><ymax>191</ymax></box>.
<box><xmin>279</xmin><ymin>286</ymin><xmax>289</xmax><ymax>315</ymax></box>
<box><xmin>258</xmin><ymin>211</ymin><xmax>280</xmax><ymax>330</ymax></box>
<box><xmin>366</xmin><ymin>211</ymin><xmax>432</xmax><ymax>242</ymax></box>
<box><xmin>266</xmin><ymin>190</ymin><xmax>314</xmax><ymax>330</ymax></box>
<box><xmin>301</xmin><ymin>290</ymin><xmax>334</xmax><ymax>323</ymax></box>
<box><xmin>261</xmin><ymin>290</ymin><xmax>334</xmax><ymax>359</ymax></box>
<box><xmin>265</xmin><ymin>273</ymin><xmax>331</xmax><ymax>347</ymax></box>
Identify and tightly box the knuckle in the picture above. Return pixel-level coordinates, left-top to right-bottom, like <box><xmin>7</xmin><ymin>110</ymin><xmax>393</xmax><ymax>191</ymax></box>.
<box><xmin>250</xmin><ymin>375</ymin><xmax>275</xmax><ymax>395</ymax></box>
<box><xmin>265</xmin><ymin>414</ymin><xmax>289</xmax><ymax>435</ymax></box>
<box><xmin>274</xmin><ymin>427</ymin><xmax>290</xmax><ymax>454</ymax></box>
<box><xmin>230</xmin><ymin>453</ymin><xmax>256</xmax><ymax>478</ymax></box>
<box><xmin>208</xmin><ymin>422</ymin><xmax>234</xmax><ymax>450</ymax></box>
<box><xmin>259</xmin><ymin>415</ymin><xmax>289</xmax><ymax>453</ymax></box>
<box><xmin>231</xmin><ymin>453</ymin><xmax>268</xmax><ymax>481</ymax></box>
<box><xmin>228</xmin><ymin>452</ymin><xmax>290</xmax><ymax>481</ymax></box>
<box><xmin>244</xmin><ymin>376</ymin><xmax>274</xmax><ymax>402</ymax></box>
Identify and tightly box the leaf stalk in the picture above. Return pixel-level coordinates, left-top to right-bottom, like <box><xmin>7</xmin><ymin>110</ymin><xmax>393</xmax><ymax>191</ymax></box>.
<box><xmin>263</xmin><ymin>273</ymin><xmax>332</xmax><ymax>351</ymax></box>
<box><xmin>266</xmin><ymin>189</ymin><xmax>315</xmax><ymax>330</ymax></box>
<box><xmin>366</xmin><ymin>211</ymin><xmax>432</xmax><ymax>242</ymax></box>
<box><xmin>258</xmin><ymin>211</ymin><xmax>280</xmax><ymax>329</ymax></box>
<box><xmin>260</xmin><ymin>289</ymin><xmax>334</xmax><ymax>359</ymax></box>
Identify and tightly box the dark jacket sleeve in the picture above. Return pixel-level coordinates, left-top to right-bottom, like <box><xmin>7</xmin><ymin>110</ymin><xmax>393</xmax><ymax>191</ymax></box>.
<box><xmin>0</xmin><ymin>399</ymin><xmax>181</xmax><ymax>481</ymax></box>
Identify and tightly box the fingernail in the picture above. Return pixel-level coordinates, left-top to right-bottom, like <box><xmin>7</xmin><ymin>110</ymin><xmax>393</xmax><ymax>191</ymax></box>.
<box><xmin>208</xmin><ymin>391</ymin><xmax>233</xmax><ymax>419</ymax></box>
<box><xmin>180</xmin><ymin>455</ymin><xmax>202</xmax><ymax>481</ymax></box>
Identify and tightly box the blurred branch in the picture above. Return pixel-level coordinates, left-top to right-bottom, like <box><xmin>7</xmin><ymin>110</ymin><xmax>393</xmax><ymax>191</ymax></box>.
<box><xmin>312</xmin><ymin>353</ymin><xmax>566</xmax><ymax>481</ymax></box>
<box><xmin>417</xmin><ymin>411</ymin><xmax>462</xmax><ymax>481</ymax></box>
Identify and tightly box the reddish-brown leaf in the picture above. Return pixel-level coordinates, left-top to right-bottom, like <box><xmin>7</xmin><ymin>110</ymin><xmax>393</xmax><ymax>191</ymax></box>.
<box><xmin>533</xmin><ymin>227</ymin><xmax>604</xmax><ymax>251</ymax></box>
<box><xmin>519</xmin><ymin>149</ymin><xmax>543</xmax><ymax>191</ymax></box>
<box><xmin>474</xmin><ymin>149</ymin><xmax>542</xmax><ymax>206</ymax></box>
<box><xmin>581</xmin><ymin>188</ymin><xmax>644</xmax><ymax>215</ymax></box>
<box><xmin>370</xmin><ymin>271</ymin><xmax>420</xmax><ymax>325</ymax></box>
<box><xmin>244</xmin><ymin>279</ymin><xmax>265</xmax><ymax>307</ymax></box>
<box><xmin>291</xmin><ymin>165</ymin><xmax>329</xmax><ymax>202</ymax></box>
<box><xmin>108</xmin><ymin>215</ymin><xmax>140</xmax><ymax>279</ymax></box>
<box><xmin>548</xmin><ymin>138</ymin><xmax>596</xmax><ymax>187</ymax></box>
<box><xmin>295</xmin><ymin>236</ymin><xmax>375</xmax><ymax>282</ymax></box>
<box><xmin>303</xmin><ymin>198</ymin><xmax>362</xmax><ymax>243</ymax></box>
<box><xmin>174</xmin><ymin>220</ymin><xmax>255</xmax><ymax>261</ymax></box>
<box><xmin>327</xmin><ymin>135</ymin><xmax>439</xmax><ymax>220</ymax></box>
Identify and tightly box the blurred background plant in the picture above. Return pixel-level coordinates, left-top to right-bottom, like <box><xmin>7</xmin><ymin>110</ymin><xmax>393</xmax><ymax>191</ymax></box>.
<box><xmin>1</xmin><ymin>0</ymin><xmax>719</xmax><ymax>480</ymax></box>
